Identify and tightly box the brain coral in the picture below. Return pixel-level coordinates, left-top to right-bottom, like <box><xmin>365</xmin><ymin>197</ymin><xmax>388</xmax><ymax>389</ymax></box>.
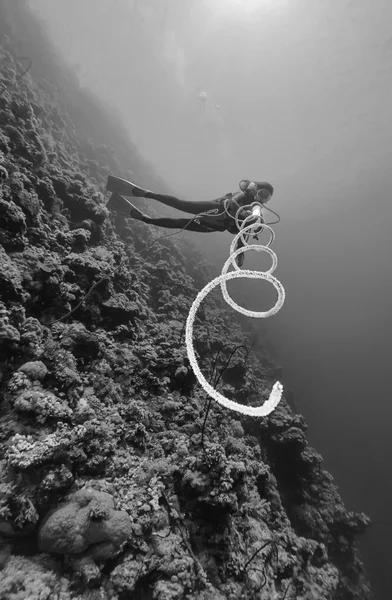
<box><xmin>38</xmin><ymin>488</ymin><xmax>133</xmax><ymax>562</ymax></box>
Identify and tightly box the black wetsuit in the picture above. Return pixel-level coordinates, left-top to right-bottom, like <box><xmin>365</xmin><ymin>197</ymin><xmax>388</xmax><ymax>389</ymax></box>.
<box><xmin>138</xmin><ymin>189</ymin><xmax>256</xmax><ymax>233</ymax></box>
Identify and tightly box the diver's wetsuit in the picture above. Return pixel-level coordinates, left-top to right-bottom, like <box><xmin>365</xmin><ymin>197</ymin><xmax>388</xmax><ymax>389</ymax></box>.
<box><xmin>107</xmin><ymin>176</ymin><xmax>273</xmax><ymax>266</ymax></box>
<box><xmin>132</xmin><ymin>189</ymin><xmax>255</xmax><ymax>233</ymax></box>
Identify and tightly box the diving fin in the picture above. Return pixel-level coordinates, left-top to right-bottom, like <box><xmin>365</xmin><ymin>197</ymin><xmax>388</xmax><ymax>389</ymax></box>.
<box><xmin>106</xmin><ymin>175</ymin><xmax>149</xmax><ymax>198</ymax></box>
<box><xmin>106</xmin><ymin>192</ymin><xmax>148</xmax><ymax>221</ymax></box>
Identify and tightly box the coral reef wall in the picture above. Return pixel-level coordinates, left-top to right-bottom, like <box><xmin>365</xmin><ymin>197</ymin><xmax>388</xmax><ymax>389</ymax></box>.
<box><xmin>0</xmin><ymin>1</ymin><xmax>373</xmax><ymax>599</ymax></box>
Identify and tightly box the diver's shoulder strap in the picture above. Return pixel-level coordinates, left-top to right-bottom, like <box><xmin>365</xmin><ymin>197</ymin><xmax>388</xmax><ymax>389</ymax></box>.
<box><xmin>212</xmin><ymin>192</ymin><xmax>233</xmax><ymax>205</ymax></box>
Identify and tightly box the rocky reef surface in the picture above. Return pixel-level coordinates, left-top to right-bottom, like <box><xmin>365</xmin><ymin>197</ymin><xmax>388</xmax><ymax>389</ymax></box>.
<box><xmin>0</xmin><ymin>2</ymin><xmax>373</xmax><ymax>599</ymax></box>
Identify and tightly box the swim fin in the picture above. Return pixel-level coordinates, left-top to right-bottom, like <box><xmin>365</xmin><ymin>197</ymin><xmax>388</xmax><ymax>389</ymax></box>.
<box><xmin>106</xmin><ymin>175</ymin><xmax>150</xmax><ymax>198</ymax></box>
<box><xmin>106</xmin><ymin>192</ymin><xmax>148</xmax><ymax>221</ymax></box>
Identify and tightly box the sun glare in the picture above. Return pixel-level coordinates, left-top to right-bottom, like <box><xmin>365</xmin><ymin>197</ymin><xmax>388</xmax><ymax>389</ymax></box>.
<box><xmin>211</xmin><ymin>0</ymin><xmax>284</xmax><ymax>17</ymax></box>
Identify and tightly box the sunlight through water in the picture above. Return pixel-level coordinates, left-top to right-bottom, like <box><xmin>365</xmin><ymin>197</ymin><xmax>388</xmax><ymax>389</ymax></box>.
<box><xmin>210</xmin><ymin>0</ymin><xmax>289</xmax><ymax>17</ymax></box>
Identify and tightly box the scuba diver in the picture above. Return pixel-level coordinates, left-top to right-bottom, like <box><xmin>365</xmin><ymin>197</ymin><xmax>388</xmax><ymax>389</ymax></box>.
<box><xmin>197</xmin><ymin>91</ymin><xmax>208</xmax><ymax>111</ymax></box>
<box><xmin>105</xmin><ymin>175</ymin><xmax>274</xmax><ymax>267</ymax></box>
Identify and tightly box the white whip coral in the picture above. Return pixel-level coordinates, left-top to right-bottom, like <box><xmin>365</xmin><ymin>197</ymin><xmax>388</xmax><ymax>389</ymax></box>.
<box><xmin>186</xmin><ymin>212</ymin><xmax>286</xmax><ymax>417</ymax></box>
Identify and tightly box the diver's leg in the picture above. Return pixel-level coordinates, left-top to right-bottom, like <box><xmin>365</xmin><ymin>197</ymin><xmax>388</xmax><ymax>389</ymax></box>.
<box><xmin>143</xmin><ymin>192</ymin><xmax>222</xmax><ymax>215</ymax></box>
<box><xmin>106</xmin><ymin>193</ymin><xmax>226</xmax><ymax>232</ymax></box>
<box><xmin>106</xmin><ymin>192</ymin><xmax>148</xmax><ymax>219</ymax></box>
<box><xmin>106</xmin><ymin>175</ymin><xmax>221</xmax><ymax>214</ymax></box>
<box><xmin>106</xmin><ymin>193</ymin><xmax>228</xmax><ymax>237</ymax></box>
<box><xmin>144</xmin><ymin>215</ymin><xmax>223</xmax><ymax>232</ymax></box>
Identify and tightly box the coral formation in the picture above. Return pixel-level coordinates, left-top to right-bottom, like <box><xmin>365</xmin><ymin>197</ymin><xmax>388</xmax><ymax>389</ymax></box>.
<box><xmin>38</xmin><ymin>488</ymin><xmax>132</xmax><ymax>560</ymax></box>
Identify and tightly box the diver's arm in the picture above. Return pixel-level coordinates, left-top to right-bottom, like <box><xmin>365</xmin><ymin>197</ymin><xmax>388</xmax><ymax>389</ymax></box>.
<box><xmin>230</xmin><ymin>191</ymin><xmax>247</xmax><ymax>207</ymax></box>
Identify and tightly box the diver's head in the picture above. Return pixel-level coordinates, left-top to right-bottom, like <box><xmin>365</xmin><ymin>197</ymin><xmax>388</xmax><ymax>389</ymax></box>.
<box><xmin>240</xmin><ymin>180</ymin><xmax>273</xmax><ymax>204</ymax></box>
<box><xmin>256</xmin><ymin>183</ymin><xmax>273</xmax><ymax>204</ymax></box>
